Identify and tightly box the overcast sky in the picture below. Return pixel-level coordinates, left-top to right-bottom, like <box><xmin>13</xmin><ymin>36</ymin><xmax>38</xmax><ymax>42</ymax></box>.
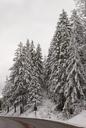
<box><xmin>0</xmin><ymin>0</ymin><xmax>75</xmax><ymax>95</ymax></box>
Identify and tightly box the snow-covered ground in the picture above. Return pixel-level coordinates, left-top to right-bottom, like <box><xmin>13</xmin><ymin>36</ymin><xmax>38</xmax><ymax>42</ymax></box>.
<box><xmin>20</xmin><ymin>98</ymin><xmax>64</xmax><ymax>121</ymax></box>
<box><xmin>1</xmin><ymin>92</ymin><xmax>64</xmax><ymax>121</ymax></box>
<box><xmin>67</xmin><ymin>110</ymin><xmax>86</xmax><ymax>128</ymax></box>
<box><xmin>1</xmin><ymin>93</ymin><xmax>86</xmax><ymax>128</ymax></box>
<box><xmin>0</xmin><ymin>92</ymin><xmax>65</xmax><ymax>121</ymax></box>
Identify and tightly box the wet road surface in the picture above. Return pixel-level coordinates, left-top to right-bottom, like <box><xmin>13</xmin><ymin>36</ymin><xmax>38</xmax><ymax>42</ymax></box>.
<box><xmin>0</xmin><ymin>117</ymin><xmax>84</xmax><ymax>128</ymax></box>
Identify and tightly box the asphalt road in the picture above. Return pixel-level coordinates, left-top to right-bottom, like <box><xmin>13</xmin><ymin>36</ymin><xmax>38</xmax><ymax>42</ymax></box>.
<box><xmin>0</xmin><ymin>117</ymin><xmax>84</xmax><ymax>128</ymax></box>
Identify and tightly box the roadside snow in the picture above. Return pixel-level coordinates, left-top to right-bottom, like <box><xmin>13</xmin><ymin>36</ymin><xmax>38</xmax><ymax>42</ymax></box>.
<box><xmin>21</xmin><ymin>99</ymin><xmax>55</xmax><ymax>118</ymax></box>
<box><xmin>20</xmin><ymin>98</ymin><xmax>64</xmax><ymax>121</ymax></box>
<box><xmin>1</xmin><ymin>91</ymin><xmax>86</xmax><ymax>127</ymax></box>
<box><xmin>67</xmin><ymin>110</ymin><xmax>86</xmax><ymax>128</ymax></box>
<box><xmin>1</xmin><ymin>91</ymin><xmax>65</xmax><ymax>122</ymax></box>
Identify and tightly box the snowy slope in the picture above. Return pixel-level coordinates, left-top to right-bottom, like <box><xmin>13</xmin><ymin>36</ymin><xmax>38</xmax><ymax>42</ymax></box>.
<box><xmin>67</xmin><ymin>110</ymin><xmax>86</xmax><ymax>128</ymax></box>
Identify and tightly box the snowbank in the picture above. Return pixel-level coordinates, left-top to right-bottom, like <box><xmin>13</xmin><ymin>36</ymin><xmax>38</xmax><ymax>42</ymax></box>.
<box><xmin>67</xmin><ymin>110</ymin><xmax>86</xmax><ymax>128</ymax></box>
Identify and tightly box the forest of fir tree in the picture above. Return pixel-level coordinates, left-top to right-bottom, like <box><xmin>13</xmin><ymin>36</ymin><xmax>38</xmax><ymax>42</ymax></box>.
<box><xmin>2</xmin><ymin>2</ymin><xmax>86</xmax><ymax>118</ymax></box>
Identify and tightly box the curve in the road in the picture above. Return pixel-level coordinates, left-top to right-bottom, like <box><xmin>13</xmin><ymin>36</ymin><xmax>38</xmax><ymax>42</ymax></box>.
<box><xmin>15</xmin><ymin>119</ymin><xmax>34</xmax><ymax>128</ymax></box>
<box><xmin>0</xmin><ymin>116</ymin><xmax>83</xmax><ymax>128</ymax></box>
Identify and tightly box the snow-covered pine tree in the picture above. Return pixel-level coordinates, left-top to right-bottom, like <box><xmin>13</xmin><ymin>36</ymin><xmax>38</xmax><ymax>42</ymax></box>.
<box><xmin>48</xmin><ymin>34</ymin><xmax>60</xmax><ymax>98</ymax></box>
<box><xmin>79</xmin><ymin>45</ymin><xmax>86</xmax><ymax>96</ymax></box>
<box><xmin>63</xmin><ymin>10</ymin><xmax>86</xmax><ymax>117</ymax></box>
<box><xmin>27</xmin><ymin>41</ymin><xmax>42</xmax><ymax>104</ymax></box>
<box><xmin>47</xmin><ymin>10</ymin><xmax>71</xmax><ymax>111</ymax></box>
<box><xmin>35</xmin><ymin>43</ymin><xmax>44</xmax><ymax>87</ymax></box>
<box><xmin>43</xmin><ymin>56</ymin><xmax>48</xmax><ymax>90</ymax></box>
<box><xmin>9</xmin><ymin>42</ymin><xmax>23</xmax><ymax>84</ymax></box>
<box><xmin>74</xmin><ymin>0</ymin><xmax>86</xmax><ymax>17</ymax></box>
<box><xmin>74</xmin><ymin>0</ymin><xmax>86</xmax><ymax>38</ymax></box>
<box><xmin>74</xmin><ymin>0</ymin><xmax>86</xmax><ymax>90</ymax></box>
<box><xmin>23</xmin><ymin>39</ymin><xmax>32</xmax><ymax>104</ymax></box>
<box><xmin>2</xmin><ymin>77</ymin><xmax>13</xmax><ymax>108</ymax></box>
<box><xmin>9</xmin><ymin>42</ymin><xmax>23</xmax><ymax>104</ymax></box>
<box><xmin>24</xmin><ymin>39</ymin><xmax>31</xmax><ymax>84</ymax></box>
<box><xmin>44</xmin><ymin>42</ymin><xmax>54</xmax><ymax>94</ymax></box>
<box><xmin>17</xmin><ymin>45</ymin><xmax>30</xmax><ymax>105</ymax></box>
<box><xmin>9</xmin><ymin>42</ymin><xmax>28</xmax><ymax>106</ymax></box>
<box><xmin>54</xmin><ymin>10</ymin><xmax>72</xmax><ymax>110</ymax></box>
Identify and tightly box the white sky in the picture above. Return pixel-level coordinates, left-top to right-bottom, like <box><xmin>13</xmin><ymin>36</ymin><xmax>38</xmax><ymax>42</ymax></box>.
<box><xmin>0</xmin><ymin>0</ymin><xmax>75</xmax><ymax>95</ymax></box>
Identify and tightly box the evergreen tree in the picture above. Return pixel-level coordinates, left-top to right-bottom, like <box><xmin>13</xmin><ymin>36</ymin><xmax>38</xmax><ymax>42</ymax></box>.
<box><xmin>23</xmin><ymin>39</ymin><xmax>32</xmax><ymax>104</ymax></box>
<box><xmin>28</xmin><ymin>41</ymin><xmax>42</xmax><ymax>103</ymax></box>
<box><xmin>54</xmin><ymin>10</ymin><xmax>71</xmax><ymax>109</ymax></box>
<box><xmin>74</xmin><ymin>0</ymin><xmax>86</xmax><ymax>17</ymax></box>
<box><xmin>2</xmin><ymin>77</ymin><xmax>12</xmax><ymax>108</ymax></box>
<box><xmin>71</xmin><ymin>9</ymin><xmax>85</xmax><ymax>46</ymax></box>
<box><xmin>44</xmin><ymin>43</ymin><xmax>54</xmax><ymax>94</ymax></box>
<box><xmin>47</xmin><ymin>10</ymin><xmax>71</xmax><ymax>111</ymax></box>
<box><xmin>43</xmin><ymin>56</ymin><xmax>47</xmax><ymax>90</ymax></box>
<box><xmin>10</xmin><ymin>42</ymin><xmax>23</xmax><ymax>84</ymax></box>
<box><xmin>35</xmin><ymin>43</ymin><xmax>43</xmax><ymax>87</ymax></box>
<box><xmin>9</xmin><ymin>42</ymin><xmax>27</xmax><ymax>105</ymax></box>
<box><xmin>8</xmin><ymin>40</ymin><xmax>43</xmax><ymax>106</ymax></box>
<box><xmin>74</xmin><ymin>0</ymin><xmax>86</xmax><ymax>84</ymax></box>
<box><xmin>63</xmin><ymin>10</ymin><xmax>86</xmax><ymax>116</ymax></box>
